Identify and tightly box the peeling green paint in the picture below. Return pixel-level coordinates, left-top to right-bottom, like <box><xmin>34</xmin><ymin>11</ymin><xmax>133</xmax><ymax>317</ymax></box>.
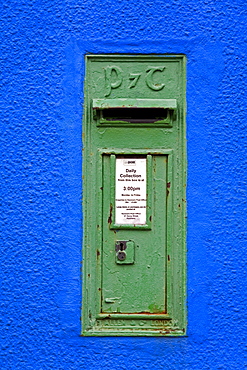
<box><xmin>148</xmin><ymin>304</ymin><xmax>164</xmax><ymax>314</ymax></box>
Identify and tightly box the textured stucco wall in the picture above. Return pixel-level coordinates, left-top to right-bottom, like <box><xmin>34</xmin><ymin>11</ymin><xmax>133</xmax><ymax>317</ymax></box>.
<box><xmin>1</xmin><ymin>0</ymin><xmax>247</xmax><ymax>369</ymax></box>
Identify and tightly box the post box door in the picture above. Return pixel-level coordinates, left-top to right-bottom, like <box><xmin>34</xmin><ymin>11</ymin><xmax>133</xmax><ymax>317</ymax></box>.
<box><xmin>102</xmin><ymin>154</ymin><xmax>167</xmax><ymax>314</ymax></box>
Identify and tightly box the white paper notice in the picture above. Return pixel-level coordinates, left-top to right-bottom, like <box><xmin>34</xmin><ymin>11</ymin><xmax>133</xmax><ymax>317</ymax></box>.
<box><xmin>115</xmin><ymin>158</ymin><xmax>146</xmax><ymax>225</ymax></box>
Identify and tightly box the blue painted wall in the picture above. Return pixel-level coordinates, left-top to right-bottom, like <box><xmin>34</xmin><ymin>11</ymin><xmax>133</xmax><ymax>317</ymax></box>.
<box><xmin>1</xmin><ymin>1</ymin><xmax>246</xmax><ymax>368</ymax></box>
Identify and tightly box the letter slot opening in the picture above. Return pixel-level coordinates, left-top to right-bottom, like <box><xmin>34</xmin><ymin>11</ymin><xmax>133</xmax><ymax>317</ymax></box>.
<box><xmin>101</xmin><ymin>107</ymin><xmax>168</xmax><ymax>123</ymax></box>
<box><xmin>92</xmin><ymin>98</ymin><xmax>177</xmax><ymax>127</ymax></box>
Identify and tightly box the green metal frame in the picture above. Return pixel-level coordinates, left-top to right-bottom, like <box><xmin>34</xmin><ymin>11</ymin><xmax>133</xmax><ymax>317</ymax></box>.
<box><xmin>82</xmin><ymin>55</ymin><xmax>186</xmax><ymax>336</ymax></box>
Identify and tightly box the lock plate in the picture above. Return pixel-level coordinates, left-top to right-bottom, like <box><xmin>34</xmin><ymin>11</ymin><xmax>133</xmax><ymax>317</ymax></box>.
<box><xmin>115</xmin><ymin>240</ymin><xmax>135</xmax><ymax>264</ymax></box>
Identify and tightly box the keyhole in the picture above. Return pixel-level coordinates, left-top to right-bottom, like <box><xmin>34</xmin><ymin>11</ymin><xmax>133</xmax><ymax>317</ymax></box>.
<box><xmin>116</xmin><ymin>241</ymin><xmax>127</xmax><ymax>261</ymax></box>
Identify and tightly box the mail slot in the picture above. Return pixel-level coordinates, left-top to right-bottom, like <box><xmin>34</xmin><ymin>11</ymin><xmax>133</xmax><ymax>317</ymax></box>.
<box><xmin>92</xmin><ymin>98</ymin><xmax>177</xmax><ymax>126</ymax></box>
<box><xmin>82</xmin><ymin>55</ymin><xmax>186</xmax><ymax>336</ymax></box>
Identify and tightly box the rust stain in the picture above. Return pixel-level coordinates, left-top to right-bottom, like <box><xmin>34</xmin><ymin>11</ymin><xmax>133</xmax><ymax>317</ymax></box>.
<box><xmin>167</xmin><ymin>255</ymin><xmax>170</xmax><ymax>261</ymax></box>
<box><xmin>101</xmin><ymin>312</ymin><xmax>169</xmax><ymax>319</ymax></box>
<box><xmin>108</xmin><ymin>203</ymin><xmax>113</xmax><ymax>224</ymax></box>
<box><xmin>167</xmin><ymin>182</ymin><xmax>171</xmax><ymax>188</ymax></box>
<box><xmin>102</xmin><ymin>315</ymin><xmax>112</xmax><ymax>319</ymax></box>
<box><xmin>96</xmin><ymin>249</ymin><xmax>100</xmax><ymax>257</ymax></box>
<box><xmin>105</xmin><ymin>311</ymin><xmax>168</xmax><ymax>315</ymax></box>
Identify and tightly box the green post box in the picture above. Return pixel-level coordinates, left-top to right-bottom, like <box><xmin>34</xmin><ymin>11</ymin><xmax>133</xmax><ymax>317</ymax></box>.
<box><xmin>82</xmin><ymin>55</ymin><xmax>186</xmax><ymax>336</ymax></box>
